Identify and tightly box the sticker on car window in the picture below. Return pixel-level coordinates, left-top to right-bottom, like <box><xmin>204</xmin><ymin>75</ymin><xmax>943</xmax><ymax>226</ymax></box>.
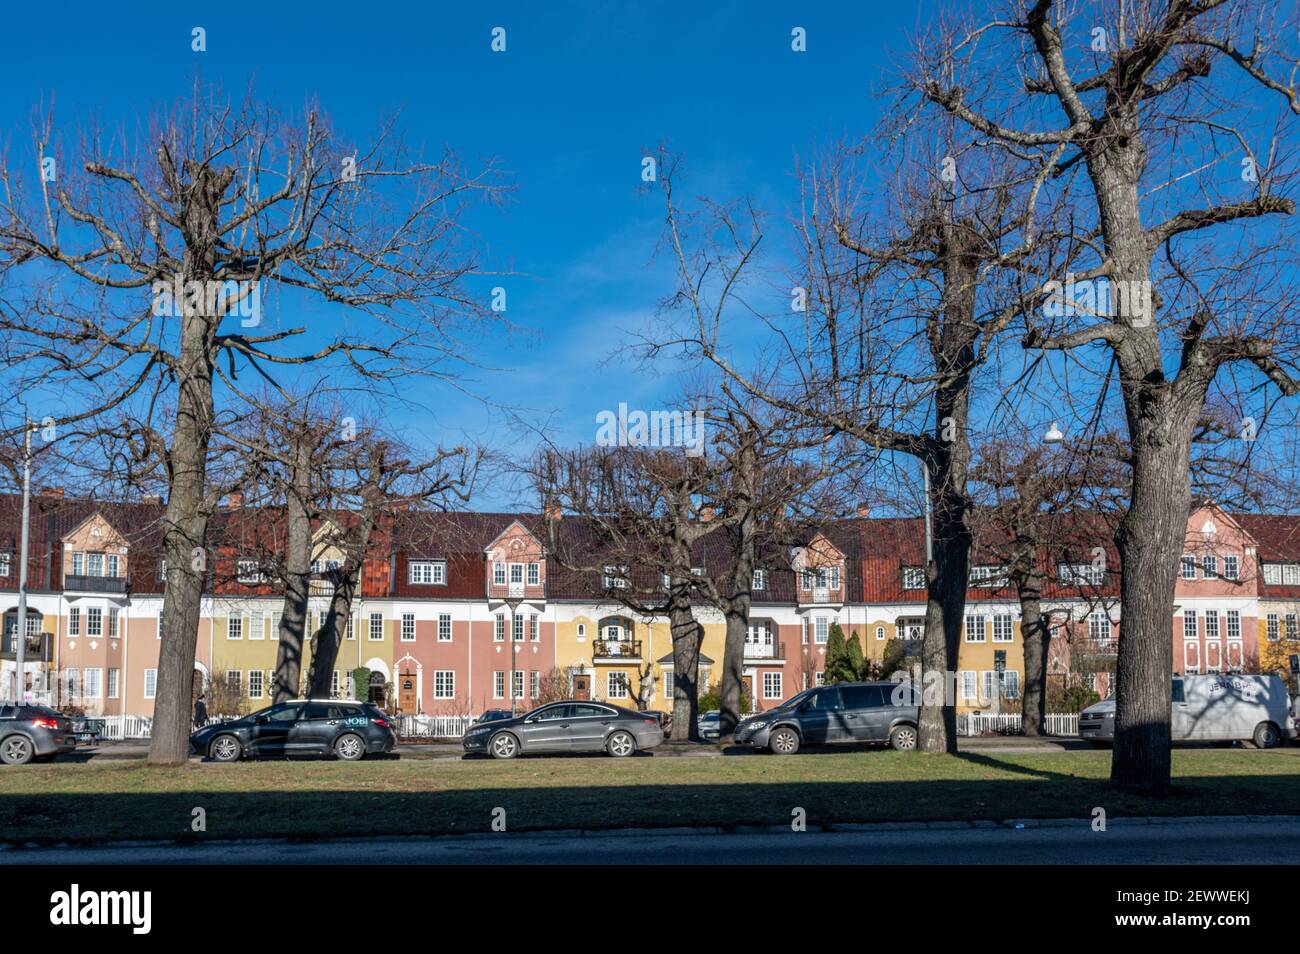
<box><xmin>345</xmin><ymin>716</ymin><xmax>368</xmax><ymax>727</ymax></box>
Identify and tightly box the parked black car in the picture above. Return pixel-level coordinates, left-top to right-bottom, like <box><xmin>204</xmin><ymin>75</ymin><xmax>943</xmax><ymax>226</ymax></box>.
<box><xmin>472</xmin><ymin>709</ymin><xmax>514</xmax><ymax>725</ymax></box>
<box><xmin>0</xmin><ymin>703</ymin><xmax>77</xmax><ymax>764</ymax></box>
<box><xmin>733</xmin><ymin>682</ymin><xmax>919</xmax><ymax>754</ymax></box>
<box><xmin>191</xmin><ymin>700</ymin><xmax>397</xmax><ymax>762</ymax></box>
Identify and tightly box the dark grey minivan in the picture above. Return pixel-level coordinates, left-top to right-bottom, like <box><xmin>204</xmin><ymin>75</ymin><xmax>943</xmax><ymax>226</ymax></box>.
<box><xmin>733</xmin><ymin>682</ymin><xmax>919</xmax><ymax>754</ymax></box>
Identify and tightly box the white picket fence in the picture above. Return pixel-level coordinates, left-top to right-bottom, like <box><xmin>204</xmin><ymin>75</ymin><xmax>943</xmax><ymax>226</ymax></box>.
<box><xmin>94</xmin><ymin>714</ymin><xmax>240</xmax><ymax>740</ymax></box>
<box><xmin>957</xmin><ymin>712</ymin><xmax>1079</xmax><ymax>737</ymax></box>
<box><xmin>399</xmin><ymin>714</ymin><xmax>475</xmax><ymax>739</ymax></box>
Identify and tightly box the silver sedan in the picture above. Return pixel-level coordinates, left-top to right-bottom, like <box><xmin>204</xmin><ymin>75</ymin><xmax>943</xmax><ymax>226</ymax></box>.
<box><xmin>462</xmin><ymin>701</ymin><xmax>664</xmax><ymax>759</ymax></box>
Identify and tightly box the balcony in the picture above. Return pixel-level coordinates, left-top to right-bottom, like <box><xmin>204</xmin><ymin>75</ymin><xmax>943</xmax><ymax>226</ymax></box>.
<box><xmin>0</xmin><ymin>633</ymin><xmax>52</xmax><ymax>662</ymax></box>
<box><xmin>64</xmin><ymin>574</ymin><xmax>127</xmax><ymax>594</ymax></box>
<box><xmin>593</xmin><ymin>639</ymin><xmax>642</xmax><ymax>661</ymax></box>
<box><xmin>744</xmin><ymin>642</ymin><xmax>781</xmax><ymax>660</ymax></box>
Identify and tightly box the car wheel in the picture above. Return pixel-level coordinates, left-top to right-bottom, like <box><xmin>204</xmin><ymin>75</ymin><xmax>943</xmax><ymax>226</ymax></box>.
<box><xmin>769</xmin><ymin>727</ymin><xmax>800</xmax><ymax>755</ymax></box>
<box><xmin>0</xmin><ymin>735</ymin><xmax>34</xmax><ymax>765</ymax></box>
<box><xmin>334</xmin><ymin>733</ymin><xmax>366</xmax><ymax>761</ymax></box>
<box><xmin>490</xmin><ymin>732</ymin><xmax>520</xmax><ymax>759</ymax></box>
<box><xmin>889</xmin><ymin>725</ymin><xmax>918</xmax><ymax>751</ymax></box>
<box><xmin>209</xmin><ymin>734</ymin><xmax>242</xmax><ymax>762</ymax></box>
<box><xmin>1253</xmin><ymin>722</ymin><xmax>1281</xmax><ymax>749</ymax></box>
<box><xmin>606</xmin><ymin>730</ymin><xmax>636</xmax><ymax>757</ymax></box>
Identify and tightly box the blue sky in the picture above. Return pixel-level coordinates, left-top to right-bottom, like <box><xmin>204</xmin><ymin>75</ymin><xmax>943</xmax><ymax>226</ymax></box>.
<box><xmin>1</xmin><ymin>1</ymin><xmax>933</xmax><ymax>507</ymax></box>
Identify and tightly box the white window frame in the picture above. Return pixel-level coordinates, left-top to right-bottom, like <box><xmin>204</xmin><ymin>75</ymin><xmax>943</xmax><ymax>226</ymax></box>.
<box><xmin>902</xmin><ymin>567</ymin><xmax>926</xmax><ymax>589</ymax></box>
<box><xmin>1183</xmin><ymin>610</ymin><xmax>1198</xmax><ymax>640</ymax></box>
<box><xmin>227</xmin><ymin>616</ymin><xmax>243</xmax><ymax>640</ymax></box>
<box><xmin>237</xmin><ymin>559</ymin><xmax>262</xmax><ymax>584</ymax></box>
<box><xmin>1180</xmin><ymin>555</ymin><xmax>1196</xmax><ymax>580</ymax></box>
<box><xmin>144</xmin><ymin>668</ymin><xmax>158</xmax><ymax>699</ymax></box>
<box><xmin>409</xmin><ymin>560</ymin><xmax>446</xmax><ymax>585</ymax></box>
<box><xmin>438</xmin><ymin>614</ymin><xmax>452</xmax><ymax>642</ymax></box>
<box><xmin>964</xmin><ymin>614</ymin><xmax>986</xmax><ymax>643</ymax></box>
<box><xmin>1224</xmin><ymin>555</ymin><xmax>1239</xmax><ymax>580</ymax></box>
<box><xmin>401</xmin><ymin>613</ymin><xmax>416</xmax><ymax>642</ymax></box>
<box><xmin>527</xmin><ymin>562</ymin><xmax>540</xmax><ymax>585</ymax></box>
<box><xmin>493</xmin><ymin>671</ymin><xmax>505</xmax><ymax>699</ymax></box>
<box><xmin>763</xmin><ymin>671</ymin><xmax>783</xmax><ymax>699</ymax></box>
<box><xmin>368</xmin><ymin>613</ymin><xmax>384</xmax><ymax>641</ymax></box>
<box><xmin>607</xmin><ymin>671</ymin><xmax>629</xmax><ymax>699</ymax></box>
<box><xmin>107</xmin><ymin>668</ymin><xmax>119</xmax><ymax>699</ymax></box>
<box><xmin>248</xmin><ymin>669</ymin><xmax>264</xmax><ymax>699</ymax></box>
<box><xmin>493</xmin><ymin>562</ymin><xmax>506</xmax><ymax>585</ymax></box>
<box><xmin>992</xmin><ymin>614</ymin><xmax>1013</xmax><ymax>643</ymax></box>
<box><xmin>434</xmin><ymin>670</ymin><xmax>455</xmax><ymax>699</ymax></box>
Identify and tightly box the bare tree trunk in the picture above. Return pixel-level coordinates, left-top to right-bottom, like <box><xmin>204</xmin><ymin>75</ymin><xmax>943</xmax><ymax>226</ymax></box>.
<box><xmin>274</xmin><ymin>438</ymin><xmax>312</xmax><ymax>702</ymax></box>
<box><xmin>1111</xmin><ymin>436</ymin><xmax>1190</xmax><ymax>794</ymax></box>
<box><xmin>148</xmin><ymin>165</ymin><xmax>228</xmax><ymax>766</ymax></box>
<box><xmin>1018</xmin><ymin>571</ymin><xmax>1047</xmax><ymax>736</ymax></box>
<box><xmin>919</xmin><ymin>498</ymin><xmax>970</xmax><ymax>753</ymax></box>
<box><xmin>307</xmin><ymin>569</ymin><xmax>359</xmax><ymax>700</ymax></box>
<box><xmin>720</xmin><ymin>607</ymin><xmax>748</xmax><ymax>736</ymax></box>
<box><xmin>668</xmin><ymin>602</ymin><xmax>703</xmax><ymax>742</ymax></box>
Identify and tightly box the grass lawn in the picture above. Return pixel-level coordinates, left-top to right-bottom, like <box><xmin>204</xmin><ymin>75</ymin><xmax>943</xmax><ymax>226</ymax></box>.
<box><xmin>1</xmin><ymin>749</ymin><xmax>1297</xmax><ymax>844</ymax></box>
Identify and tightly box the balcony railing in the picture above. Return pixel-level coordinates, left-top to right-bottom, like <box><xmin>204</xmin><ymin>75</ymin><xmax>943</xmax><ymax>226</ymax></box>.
<box><xmin>0</xmin><ymin>633</ymin><xmax>52</xmax><ymax>661</ymax></box>
<box><xmin>63</xmin><ymin>574</ymin><xmax>127</xmax><ymax>594</ymax></box>
<box><xmin>743</xmin><ymin>642</ymin><xmax>780</xmax><ymax>659</ymax></box>
<box><xmin>593</xmin><ymin>639</ymin><xmax>642</xmax><ymax>660</ymax></box>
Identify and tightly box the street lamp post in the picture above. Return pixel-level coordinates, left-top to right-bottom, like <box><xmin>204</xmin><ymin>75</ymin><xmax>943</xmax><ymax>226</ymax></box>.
<box><xmin>13</xmin><ymin>420</ymin><xmax>33</xmax><ymax>704</ymax></box>
<box><xmin>505</xmin><ymin>596</ymin><xmax>523</xmax><ymax>716</ymax></box>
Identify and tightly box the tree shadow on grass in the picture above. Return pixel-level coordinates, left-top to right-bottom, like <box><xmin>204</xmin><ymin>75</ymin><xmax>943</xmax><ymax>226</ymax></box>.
<box><xmin>1</xmin><ymin>773</ymin><xmax>1296</xmax><ymax>846</ymax></box>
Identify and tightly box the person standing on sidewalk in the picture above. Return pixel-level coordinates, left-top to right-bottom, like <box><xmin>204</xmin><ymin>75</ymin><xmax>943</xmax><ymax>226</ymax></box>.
<box><xmin>193</xmin><ymin>693</ymin><xmax>208</xmax><ymax>728</ymax></box>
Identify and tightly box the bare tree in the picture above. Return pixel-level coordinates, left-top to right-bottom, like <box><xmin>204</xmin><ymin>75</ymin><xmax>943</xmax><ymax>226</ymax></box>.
<box><xmin>970</xmin><ymin>432</ymin><xmax>1126</xmax><ymax>733</ymax></box>
<box><xmin>305</xmin><ymin>427</ymin><xmax>478</xmax><ymax>701</ymax></box>
<box><xmin>917</xmin><ymin>0</ymin><xmax>1300</xmax><ymax>792</ymax></box>
<box><xmin>0</xmin><ymin>89</ymin><xmax>503</xmax><ymax>763</ymax></box>
<box><xmin>537</xmin><ymin>444</ymin><xmax>724</xmax><ymax>741</ymax></box>
<box><xmin>654</xmin><ymin>141</ymin><xmax>1070</xmax><ymax>752</ymax></box>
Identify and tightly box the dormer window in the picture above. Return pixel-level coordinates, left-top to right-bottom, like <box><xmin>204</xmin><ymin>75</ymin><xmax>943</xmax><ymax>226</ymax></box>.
<box><xmin>752</xmin><ymin>569</ymin><xmax>766</xmax><ymax>591</ymax></box>
<box><xmin>527</xmin><ymin>562</ymin><xmax>540</xmax><ymax>585</ymax></box>
<box><xmin>409</xmin><ymin>560</ymin><xmax>446</xmax><ymax>585</ymax></box>
<box><xmin>493</xmin><ymin>562</ymin><xmax>506</xmax><ymax>586</ymax></box>
<box><xmin>603</xmin><ymin>566</ymin><xmax>629</xmax><ymax>589</ymax></box>
<box><xmin>237</xmin><ymin>560</ymin><xmax>263</xmax><ymax>584</ymax></box>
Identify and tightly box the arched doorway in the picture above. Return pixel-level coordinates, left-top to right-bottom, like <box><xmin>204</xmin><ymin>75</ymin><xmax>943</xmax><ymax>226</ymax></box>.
<box><xmin>368</xmin><ymin>670</ymin><xmax>388</xmax><ymax>707</ymax></box>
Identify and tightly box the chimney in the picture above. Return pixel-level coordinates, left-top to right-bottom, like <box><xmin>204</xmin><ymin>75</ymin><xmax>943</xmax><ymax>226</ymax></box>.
<box><xmin>40</xmin><ymin>487</ymin><xmax>63</xmax><ymax>498</ymax></box>
<box><xmin>544</xmin><ymin>501</ymin><xmax>563</xmax><ymax>521</ymax></box>
<box><xmin>699</xmin><ymin>506</ymin><xmax>716</xmax><ymax>523</ymax></box>
<box><xmin>226</xmin><ymin>491</ymin><xmax>244</xmax><ymax>509</ymax></box>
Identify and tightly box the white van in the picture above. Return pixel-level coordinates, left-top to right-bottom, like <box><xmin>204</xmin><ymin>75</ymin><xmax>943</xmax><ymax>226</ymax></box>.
<box><xmin>1079</xmin><ymin>674</ymin><xmax>1295</xmax><ymax>748</ymax></box>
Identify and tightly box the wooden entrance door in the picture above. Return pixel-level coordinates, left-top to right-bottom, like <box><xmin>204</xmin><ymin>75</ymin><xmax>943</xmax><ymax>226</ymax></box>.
<box><xmin>573</xmin><ymin>673</ymin><xmax>591</xmax><ymax>700</ymax></box>
<box><xmin>398</xmin><ymin>671</ymin><xmax>417</xmax><ymax>713</ymax></box>
<box><xmin>742</xmin><ymin>675</ymin><xmax>754</xmax><ymax>711</ymax></box>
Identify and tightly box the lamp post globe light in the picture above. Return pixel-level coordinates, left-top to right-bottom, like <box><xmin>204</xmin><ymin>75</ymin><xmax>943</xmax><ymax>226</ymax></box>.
<box><xmin>1043</xmin><ymin>422</ymin><xmax>1064</xmax><ymax>445</ymax></box>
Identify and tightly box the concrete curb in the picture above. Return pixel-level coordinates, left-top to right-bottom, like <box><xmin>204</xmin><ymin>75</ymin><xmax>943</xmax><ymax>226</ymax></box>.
<box><xmin>3</xmin><ymin>813</ymin><xmax>1299</xmax><ymax>853</ymax></box>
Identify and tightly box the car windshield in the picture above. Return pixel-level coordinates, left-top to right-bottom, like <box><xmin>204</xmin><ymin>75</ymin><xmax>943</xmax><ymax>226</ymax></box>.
<box><xmin>774</xmin><ymin>689</ymin><xmax>815</xmax><ymax>712</ymax></box>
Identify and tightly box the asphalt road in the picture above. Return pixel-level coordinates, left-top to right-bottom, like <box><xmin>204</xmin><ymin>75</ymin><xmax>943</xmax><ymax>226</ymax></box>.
<box><xmin>8</xmin><ymin>817</ymin><xmax>1298</xmax><ymax>865</ymax></box>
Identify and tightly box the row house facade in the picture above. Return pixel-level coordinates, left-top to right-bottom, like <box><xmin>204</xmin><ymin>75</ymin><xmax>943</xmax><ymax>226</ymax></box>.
<box><xmin>1</xmin><ymin>492</ymin><xmax>1295</xmax><ymax>720</ymax></box>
